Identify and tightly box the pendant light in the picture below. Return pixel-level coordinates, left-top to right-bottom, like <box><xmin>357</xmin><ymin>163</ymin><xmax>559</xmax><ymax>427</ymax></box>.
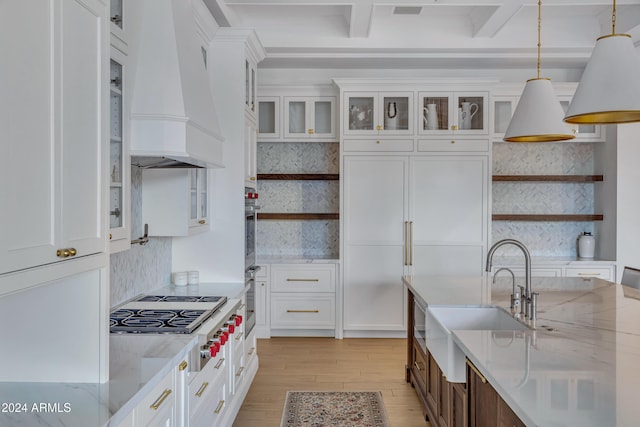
<box><xmin>504</xmin><ymin>0</ymin><xmax>575</xmax><ymax>142</ymax></box>
<box><xmin>565</xmin><ymin>0</ymin><xmax>640</xmax><ymax>124</ymax></box>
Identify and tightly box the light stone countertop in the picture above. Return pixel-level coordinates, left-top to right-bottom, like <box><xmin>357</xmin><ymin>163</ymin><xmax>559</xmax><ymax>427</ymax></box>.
<box><xmin>257</xmin><ymin>256</ymin><xmax>339</xmax><ymax>264</ymax></box>
<box><xmin>403</xmin><ymin>274</ymin><xmax>640</xmax><ymax>427</ymax></box>
<box><xmin>0</xmin><ymin>282</ymin><xmax>246</xmax><ymax>427</ymax></box>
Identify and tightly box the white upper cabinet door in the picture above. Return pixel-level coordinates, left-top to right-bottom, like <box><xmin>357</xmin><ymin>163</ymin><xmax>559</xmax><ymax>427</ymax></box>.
<box><xmin>0</xmin><ymin>0</ymin><xmax>107</xmax><ymax>275</ymax></box>
<box><xmin>344</xmin><ymin>92</ymin><xmax>413</xmax><ymax>136</ymax></box>
<box><xmin>284</xmin><ymin>96</ymin><xmax>336</xmax><ymax>140</ymax></box>
<box><xmin>257</xmin><ymin>96</ymin><xmax>281</xmax><ymax>139</ymax></box>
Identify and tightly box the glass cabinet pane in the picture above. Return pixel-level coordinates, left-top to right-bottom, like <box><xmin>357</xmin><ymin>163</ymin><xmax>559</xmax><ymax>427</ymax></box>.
<box><xmin>382</xmin><ymin>96</ymin><xmax>409</xmax><ymax>131</ymax></box>
<box><xmin>190</xmin><ymin>170</ymin><xmax>197</xmax><ymax>220</ymax></box>
<box><xmin>288</xmin><ymin>101</ymin><xmax>306</xmax><ymax>134</ymax></box>
<box><xmin>494</xmin><ymin>100</ymin><xmax>514</xmax><ymax>134</ymax></box>
<box><xmin>314</xmin><ymin>100</ymin><xmax>332</xmax><ymax>134</ymax></box>
<box><xmin>199</xmin><ymin>169</ymin><xmax>207</xmax><ymax>219</ymax></box>
<box><xmin>422</xmin><ymin>96</ymin><xmax>449</xmax><ymax>131</ymax></box>
<box><xmin>348</xmin><ymin>96</ymin><xmax>375</xmax><ymax>131</ymax></box>
<box><xmin>259</xmin><ymin>101</ymin><xmax>276</xmax><ymax>134</ymax></box>
<box><xmin>111</xmin><ymin>0</ymin><xmax>123</xmax><ymax>29</ymax></box>
<box><xmin>245</xmin><ymin>60</ymin><xmax>250</xmax><ymax>108</ymax></box>
<box><xmin>110</xmin><ymin>59</ymin><xmax>123</xmax><ymax>229</ymax></box>
<box><xmin>251</xmin><ymin>67</ymin><xmax>256</xmax><ymax>112</ymax></box>
<box><xmin>457</xmin><ymin>96</ymin><xmax>484</xmax><ymax>130</ymax></box>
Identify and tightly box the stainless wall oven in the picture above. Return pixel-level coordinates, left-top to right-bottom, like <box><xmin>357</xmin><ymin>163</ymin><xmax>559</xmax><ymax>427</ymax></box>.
<box><xmin>244</xmin><ymin>187</ymin><xmax>260</xmax><ymax>335</ymax></box>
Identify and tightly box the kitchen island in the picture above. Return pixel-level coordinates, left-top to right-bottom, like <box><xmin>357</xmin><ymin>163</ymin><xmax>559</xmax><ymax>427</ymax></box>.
<box><xmin>404</xmin><ymin>274</ymin><xmax>640</xmax><ymax>426</ymax></box>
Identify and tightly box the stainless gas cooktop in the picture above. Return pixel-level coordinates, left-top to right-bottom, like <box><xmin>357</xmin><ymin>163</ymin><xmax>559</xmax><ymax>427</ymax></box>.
<box><xmin>109</xmin><ymin>295</ymin><xmax>228</xmax><ymax>334</ymax></box>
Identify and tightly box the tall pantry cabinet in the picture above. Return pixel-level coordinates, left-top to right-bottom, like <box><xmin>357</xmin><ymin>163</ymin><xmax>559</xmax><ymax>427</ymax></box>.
<box><xmin>336</xmin><ymin>79</ymin><xmax>490</xmax><ymax>335</ymax></box>
<box><xmin>0</xmin><ymin>0</ymin><xmax>110</xmax><ymax>382</ymax></box>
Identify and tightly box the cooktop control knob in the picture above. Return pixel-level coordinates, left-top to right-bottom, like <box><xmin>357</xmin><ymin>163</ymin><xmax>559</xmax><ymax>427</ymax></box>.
<box><xmin>235</xmin><ymin>315</ymin><xmax>243</xmax><ymax>326</ymax></box>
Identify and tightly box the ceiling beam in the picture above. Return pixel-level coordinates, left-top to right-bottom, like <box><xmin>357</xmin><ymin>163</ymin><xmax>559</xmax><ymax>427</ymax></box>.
<box><xmin>472</xmin><ymin>1</ymin><xmax>523</xmax><ymax>38</ymax></box>
<box><xmin>349</xmin><ymin>0</ymin><xmax>374</xmax><ymax>38</ymax></box>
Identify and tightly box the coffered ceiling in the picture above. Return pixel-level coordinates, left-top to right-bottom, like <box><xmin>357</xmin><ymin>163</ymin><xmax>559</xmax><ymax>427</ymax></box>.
<box><xmin>203</xmin><ymin>0</ymin><xmax>640</xmax><ymax>69</ymax></box>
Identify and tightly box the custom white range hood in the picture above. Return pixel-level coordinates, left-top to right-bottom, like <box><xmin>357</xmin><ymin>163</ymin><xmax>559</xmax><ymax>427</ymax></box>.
<box><xmin>130</xmin><ymin>0</ymin><xmax>224</xmax><ymax>169</ymax></box>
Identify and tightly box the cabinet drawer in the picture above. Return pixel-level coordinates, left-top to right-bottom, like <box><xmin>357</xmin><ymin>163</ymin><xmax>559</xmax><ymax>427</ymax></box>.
<box><xmin>190</xmin><ymin>373</ymin><xmax>227</xmax><ymax>427</ymax></box>
<box><xmin>564</xmin><ymin>267</ymin><xmax>612</xmax><ymax>280</ymax></box>
<box><xmin>135</xmin><ymin>369</ymin><xmax>175</xmax><ymax>426</ymax></box>
<box><xmin>343</xmin><ymin>139</ymin><xmax>414</xmax><ymax>152</ymax></box>
<box><xmin>271</xmin><ymin>265</ymin><xmax>335</xmax><ymax>292</ymax></box>
<box><xmin>188</xmin><ymin>352</ymin><xmax>227</xmax><ymax>417</ymax></box>
<box><xmin>418</xmin><ymin>139</ymin><xmax>489</xmax><ymax>152</ymax></box>
<box><xmin>271</xmin><ymin>294</ymin><xmax>335</xmax><ymax>328</ymax></box>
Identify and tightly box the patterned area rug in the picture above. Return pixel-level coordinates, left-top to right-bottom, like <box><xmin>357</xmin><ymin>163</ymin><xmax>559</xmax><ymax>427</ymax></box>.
<box><xmin>280</xmin><ymin>391</ymin><xmax>390</xmax><ymax>427</ymax></box>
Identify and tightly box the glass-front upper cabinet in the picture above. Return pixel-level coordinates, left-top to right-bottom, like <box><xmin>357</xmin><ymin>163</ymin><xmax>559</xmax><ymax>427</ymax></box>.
<box><xmin>558</xmin><ymin>97</ymin><xmax>603</xmax><ymax>142</ymax></box>
<box><xmin>245</xmin><ymin>57</ymin><xmax>257</xmax><ymax>118</ymax></box>
<box><xmin>418</xmin><ymin>91</ymin><xmax>488</xmax><ymax>135</ymax></box>
<box><xmin>344</xmin><ymin>92</ymin><xmax>413</xmax><ymax>135</ymax></box>
<box><xmin>110</xmin><ymin>0</ymin><xmax>122</xmax><ymax>28</ymax></box>
<box><xmin>258</xmin><ymin>96</ymin><xmax>280</xmax><ymax>139</ymax></box>
<box><xmin>109</xmin><ymin>50</ymin><xmax>130</xmax><ymax>253</ymax></box>
<box><xmin>190</xmin><ymin>169</ymin><xmax>208</xmax><ymax>228</ymax></box>
<box><xmin>491</xmin><ymin>95</ymin><xmax>520</xmax><ymax>140</ymax></box>
<box><xmin>284</xmin><ymin>96</ymin><xmax>336</xmax><ymax>139</ymax></box>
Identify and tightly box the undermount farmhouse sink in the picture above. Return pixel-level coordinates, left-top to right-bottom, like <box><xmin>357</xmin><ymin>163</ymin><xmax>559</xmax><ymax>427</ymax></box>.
<box><xmin>425</xmin><ymin>306</ymin><xmax>530</xmax><ymax>383</ymax></box>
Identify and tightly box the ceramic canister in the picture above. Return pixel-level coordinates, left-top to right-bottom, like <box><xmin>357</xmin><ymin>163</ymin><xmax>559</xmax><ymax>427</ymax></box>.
<box><xmin>578</xmin><ymin>232</ymin><xmax>595</xmax><ymax>259</ymax></box>
<box><xmin>173</xmin><ymin>271</ymin><xmax>188</xmax><ymax>286</ymax></box>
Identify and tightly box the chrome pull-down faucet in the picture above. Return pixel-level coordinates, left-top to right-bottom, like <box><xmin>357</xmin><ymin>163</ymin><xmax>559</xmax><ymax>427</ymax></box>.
<box><xmin>486</xmin><ymin>239</ymin><xmax>534</xmax><ymax>320</ymax></box>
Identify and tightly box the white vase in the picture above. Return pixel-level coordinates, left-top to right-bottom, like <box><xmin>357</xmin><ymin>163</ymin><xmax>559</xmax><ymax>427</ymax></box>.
<box><xmin>578</xmin><ymin>232</ymin><xmax>595</xmax><ymax>259</ymax></box>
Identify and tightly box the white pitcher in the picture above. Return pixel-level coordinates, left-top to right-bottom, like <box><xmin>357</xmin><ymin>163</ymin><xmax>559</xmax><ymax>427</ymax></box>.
<box><xmin>460</xmin><ymin>102</ymin><xmax>478</xmax><ymax>130</ymax></box>
<box><xmin>423</xmin><ymin>104</ymin><xmax>438</xmax><ymax>130</ymax></box>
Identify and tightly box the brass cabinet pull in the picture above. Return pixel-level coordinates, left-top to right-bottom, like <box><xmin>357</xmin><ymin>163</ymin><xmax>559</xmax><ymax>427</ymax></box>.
<box><xmin>236</xmin><ymin>366</ymin><xmax>244</xmax><ymax>377</ymax></box>
<box><xmin>451</xmin><ymin>140</ymin><xmax>456</xmax><ymax>144</ymax></box>
<box><xmin>286</xmin><ymin>278</ymin><xmax>319</xmax><ymax>282</ymax></box>
<box><xmin>195</xmin><ymin>382</ymin><xmax>209</xmax><ymax>397</ymax></box>
<box><xmin>451</xmin><ymin>125</ymin><xmax>458</xmax><ymax>130</ymax></box>
<box><xmin>466</xmin><ymin>359</ymin><xmax>487</xmax><ymax>384</ymax></box>
<box><xmin>56</xmin><ymin>248</ymin><xmax>77</xmax><ymax>258</ymax></box>
<box><xmin>198</xmin><ymin>220</ymin><xmax>206</xmax><ymax>225</ymax></box>
<box><xmin>248</xmin><ymin>347</ymin><xmax>256</xmax><ymax>355</ymax></box>
<box><xmin>214</xmin><ymin>399</ymin><xmax>225</xmax><ymax>414</ymax></box>
<box><xmin>404</xmin><ymin>222</ymin><xmax>409</xmax><ymax>266</ymax></box>
<box><xmin>287</xmin><ymin>309</ymin><xmax>319</xmax><ymax>313</ymax></box>
<box><xmin>149</xmin><ymin>389</ymin><xmax>172</xmax><ymax>410</ymax></box>
<box><xmin>578</xmin><ymin>272</ymin><xmax>601</xmax><ymax>276</ymax></box>
<box><xmin>178</xmin><ymin>360</ymin><xmax>188</xmax><ymax>371</ymax></box>
<box><xmin>376</xmin><ymin>140</ymin><xmax>381</xmax><ymax>144</ymax></box>
<box><xmin>376</xmin><ymin>125</ymin><xmax>383</xmax><ymax>131</ymax></box>
<box><xmin>308</xmin><ymin>129</ymin><xmax>314</xmax><ymax>134</ymax></box>
<box><xmin>250</xmin><ymin>177</ymin><xmax>256</xmax><ymax>181</ymax></box>
<box><xmin>414</xmin><ymin>360</ymin><xmax>424</xmax><ymax>372</ymax></box>
<box><xmin>215</xmin><ymin>358</ymin><xmax>225</xmax><ymax>369</ymax></box>
<box><xmin>235</xmin><ymin>332</ymin><xmax>244</xmax><ymax>341</ymax></box>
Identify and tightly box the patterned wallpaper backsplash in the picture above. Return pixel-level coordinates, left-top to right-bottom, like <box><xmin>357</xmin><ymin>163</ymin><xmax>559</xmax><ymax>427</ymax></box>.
<box><xmin>257</xmin><ymin>142</ymin><xmax>340</xmax><ymax>258</ymax></box>
<box><xmin>492</xmin><ymin>141</ymin><xmax>596</xmax><ymax>257</ymax></box>
<box><xmin>110</xmin><ymin>166</ymin><xmax>172</xmax><ymax>307</ymax></box>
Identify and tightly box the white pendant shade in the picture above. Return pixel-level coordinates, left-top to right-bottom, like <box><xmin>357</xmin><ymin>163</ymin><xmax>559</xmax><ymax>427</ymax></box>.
<box><xmin>504</xmin><ymin>78</ymin><xmax>576</xmax><ymax>142</ymax></box>
<box><xmin>565</xmin><ymin>34</ymin><xmax>640</xmax><ymax>124</ymax></box>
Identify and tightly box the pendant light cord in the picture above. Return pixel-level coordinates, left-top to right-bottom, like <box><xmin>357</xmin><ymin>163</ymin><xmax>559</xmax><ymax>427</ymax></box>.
<box><xmin>537</xmin><ymin>0</ymin><xmax>541</xmax><ymax>79</ymax></box>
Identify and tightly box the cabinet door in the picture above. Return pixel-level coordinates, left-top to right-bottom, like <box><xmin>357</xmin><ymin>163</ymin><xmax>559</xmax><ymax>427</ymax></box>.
<box><xmin>409</xmin><ymin>156</ymin><xmax>488</xmax><ymax>276</ymax></box>
<box><xmin>1</xmin><ymin>0</ymin><xmax>106</xmax><ymax>275</ymax></box>
<box><xmin>245</xmin><ymin>58</ymin><xmax>257</xmax><ymax>118</ymax></box>
<box><xmin>558</xmin><ymin>97</ymin><xmax>603</xmax><ymax>142</ymax></box>
<box><xmin>109</xmin><ymin>47</ymin><xmax>131</xmax><ymax>253</ymax></box>
<box><xmin>419</xmin><ymin>92</ymin><xmax>488</xmax><ymax>134</ymax></box>
<box><xmin>467</xmin><ymin>360</ymin><xmax>498</xmax><ymax>427</ymax></box>
<box><xmin>245</xmin><ymin>123</ymin><xmax>258</xmax><ymax>186</ymax></box>
<box><xmin>343</xmin><ymin>156</ymin><xmax>409</xmax><ymax>330</ymax></box>
<box><xmin>379</xmin><ymin>92</ymin><xmax>413</xmax><ymax>135</ymax></box>
<box><xmin>491</xmin><ymin>95</ymin><xmax>520</xmax><ymax>140</ymax></box>
<box><xmin>258</xmin><ymin>96</ymin><xmax>280</xmax><ymax>139</ymax></box>
<box><xmin>310</xmin><ymin>97</ymin><xmax>336</xmax><ymax>139</ymax></box>
<box><xmin>344</xmin><ymin>92</ymin><xmax>377</xmax><ymax>134</ymax></box>
<box><xmin>451</xmin><ymin>383</ymin><xmax>467</xmax><ymax>427</ymax></box>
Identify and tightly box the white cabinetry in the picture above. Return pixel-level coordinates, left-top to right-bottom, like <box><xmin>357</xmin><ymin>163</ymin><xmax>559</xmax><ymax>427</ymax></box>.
<box><xmin>142</xmin><ymin>169</ymin><xmax>209</xmax><ymax>237</ymax></box>
<box><xmin>109</xmin><ymin>41</ymin><xmax>131</xmax><ymax>253</ymax></box>
<box><xmin>418</xmin><ymin>91</ymin><xmax>488</xmax><ymax>135</ymax></box>
<box><xmin>269</xmin><ymin>263</ymin><xmax>338</xmax><ymax>336</ymax></box>
<box><xmin>258</xmin><ymin>86</ymin><xmax>338</xmax><ymax>142</ymax></box>
<box><xmin>343</xmin><ymin>91</ymin><xmax>414</xmax><ymax>135</ymax></box>
<box><xmin>135</xmin><ymin>367</ymin><xmax>178</xmax><ymax>426</ymax></box>
<box><xmin>0</xmin><ymin>0</ymin><xmax>108</xmax><ymax>279</ymax></box>
<box><xmin>490</xmin><ymin>261</ymin><xmax>615</xmax><ymax>281</ymax></box>
<box><xmin>284</xmin><ymin>96</ymin><xmax>337</xmax><ymax>140</ymax></box>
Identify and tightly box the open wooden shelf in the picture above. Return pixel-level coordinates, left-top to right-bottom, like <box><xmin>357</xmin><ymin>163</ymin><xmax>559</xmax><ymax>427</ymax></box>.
<box><xmin>257</xmin><ymin>213</ymin><xmax>339</xmax><ymax>220</ymax></box>
<box><xmin>493</xmin><ymin>175</ymin><xmax>603</xmax><ymax>182</ymax></box>
<box><xmin>257</xmin><ymin>173</ymin><xmax>339</xmax><ymax>181</ymax></box>
<box><xmin>492</xmin><ymin>214</ymin><xmax>603</xmax><ymax>222</ymax></box>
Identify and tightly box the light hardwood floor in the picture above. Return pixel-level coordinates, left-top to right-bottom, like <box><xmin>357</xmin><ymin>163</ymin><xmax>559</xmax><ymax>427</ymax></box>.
<box><xmin>233</xmin><ymin>337</ymin><xmax>430</xmax><ymax>427</ymax></box>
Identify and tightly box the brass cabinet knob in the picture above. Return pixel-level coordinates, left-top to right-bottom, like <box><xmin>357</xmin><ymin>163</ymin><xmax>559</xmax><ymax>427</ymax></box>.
<box><xmin>68</xmin><ymin>248</ymin><xmax>77</xmax><ymax>256</ymax></box>
<box><xmin>376</xmin><ymin>140</ymin><xmax>381</xmax><ymax>144</ymax></box>
<box><xmin>308</xmin><ymin>129</ymin><xmax>314</xmax><ymax>134</ymax></box>
<box><xmin>198</xmin><ymin>220</ymin><xmax>206</xmax><ymax>225</ymax></box>
<box><xmin>451</xmin><ymin>125</ymin><xmax>458</xmax><ymax>130</ymax></box>
<box><xmin>250</xmin><ymin>177</ymin><xmax>256</xmax><ymax>181</ymax></box>
<box><xmin>376</xmin><ymin>125</ymin><xmax>383</xmax><ymax>131</ymax></box>
<box><xmin>451</xmin><ymin>140</ymin><xmax>456</xmax><ymax>144</ymax></box>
